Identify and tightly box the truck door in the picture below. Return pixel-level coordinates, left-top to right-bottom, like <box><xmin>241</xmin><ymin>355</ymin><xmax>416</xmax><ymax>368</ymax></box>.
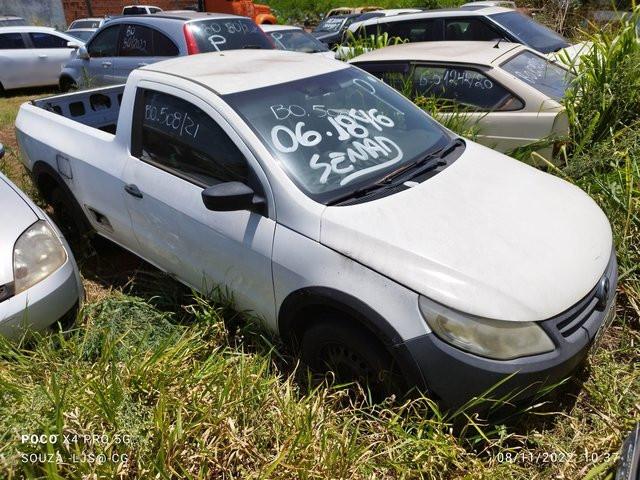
<box><xmin>122</xmin><ymin>83</ymin><xmax>276</xmax><ymax>321</ymax></box>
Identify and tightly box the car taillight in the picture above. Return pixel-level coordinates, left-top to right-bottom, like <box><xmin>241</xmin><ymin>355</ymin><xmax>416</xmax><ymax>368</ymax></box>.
<box><xmin>183</xmin><ymin>24</ymin><xmax>199</xmax><ymax>55</ymax></box>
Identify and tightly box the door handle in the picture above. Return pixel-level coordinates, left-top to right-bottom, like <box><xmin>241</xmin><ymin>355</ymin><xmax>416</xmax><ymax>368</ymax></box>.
<box><xmin>124</xmin><ymin>184</ymin><xmax>143</xmax><ymax>198</ymax></box>
<box><xmin>102</xmin><ymin>61</ymin><xmax>112</xmax><ymax>67</ymax></box>
<box><xmin>38</xmin><ymin>54</ymin><xmax>48</xmax><ymax>59</ymax></box>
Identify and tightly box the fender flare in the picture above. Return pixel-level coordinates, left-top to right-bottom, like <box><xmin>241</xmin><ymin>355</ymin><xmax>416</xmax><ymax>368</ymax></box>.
<box><xmin>277</xmin><ymin>287</ymin><xmax>427</xmax><ymax>389</ymax></box>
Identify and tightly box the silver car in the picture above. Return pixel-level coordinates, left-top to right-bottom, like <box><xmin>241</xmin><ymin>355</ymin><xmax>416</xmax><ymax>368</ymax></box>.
<box><xmin>60</xmin><ymin>11</ymin><xmax>273</xmax><ymax>90</ymax></box>
<box><xmin>0</xmin><ymin>144</ymin><xmax>83</xmax><ymax>339</ymax></box>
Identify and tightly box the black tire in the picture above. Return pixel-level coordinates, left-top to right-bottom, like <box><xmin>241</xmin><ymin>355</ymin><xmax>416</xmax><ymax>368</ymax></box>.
<box><xmin>49</xmin><ymin>185</ymin><xmax>92</xmax><ymax>243</ymax></box>
<box><xmin>300</xmin><ymin>317</ymin><xmax>406</xmax><ymax>401</ymax></box>
<box><xmin>59</xmin><ymin>76</ymin><xmax>77</xmax><ymax>93</ymax></box>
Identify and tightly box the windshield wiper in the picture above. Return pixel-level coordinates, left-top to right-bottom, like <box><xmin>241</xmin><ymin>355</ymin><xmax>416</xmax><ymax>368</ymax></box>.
<box><xmin>376</xmin><ymin>137</ymin><xmax>464</xmax><ymax>185</ymax></box>
<box><xmin>327</xmin><ymin>138</ymin><xmax>464</xmax><ymax>206</ymax></box>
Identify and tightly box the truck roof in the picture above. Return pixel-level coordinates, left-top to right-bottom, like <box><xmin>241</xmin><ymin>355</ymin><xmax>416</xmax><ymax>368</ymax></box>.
<box><xmin>350</xmin><ymin>41</ymin><xmax>524</xmax><ymax>66</ymax></box>
<box><xmin>141</xmin><ymin>50</ymin><xmax>348</xmax><ymax>95</ymax></box>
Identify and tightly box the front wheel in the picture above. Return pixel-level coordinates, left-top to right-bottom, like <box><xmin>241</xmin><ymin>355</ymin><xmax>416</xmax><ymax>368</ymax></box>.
<box><xmin>300</xmin><ymin>318</ymin><xmax>406</xmax><ymax>401</ymax></box>
<box><xmin>59</xmin><ymin>76</ymin><xmax>77</xmax><ymax>93</ymax></box>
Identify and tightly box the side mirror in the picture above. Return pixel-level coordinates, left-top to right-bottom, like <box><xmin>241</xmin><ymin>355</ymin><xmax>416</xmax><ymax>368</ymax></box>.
<box><xmin>0</xmin><ymin>143</ymin><xmax>4</xmax><ymax>160</ymax></box>
<box><xmin>76</xmin><ymin>45</ymin><xmax>90</xmax><ymax>59</ymax></box>
<box><xmin>67</xmin><ymin>41</ymin><xmax>81</xmax><ymax>49</ymax></box>
<box><xmin>201</xmin><ymin>181</ymin><xmax>265</xmax><ymax>212</ymax></box>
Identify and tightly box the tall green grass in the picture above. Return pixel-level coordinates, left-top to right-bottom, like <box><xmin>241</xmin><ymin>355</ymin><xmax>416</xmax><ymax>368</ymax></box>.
<box><xmin>562</xmin><ymin>6</ymin><xmax>640</xmax><ymax>154</ymax></box>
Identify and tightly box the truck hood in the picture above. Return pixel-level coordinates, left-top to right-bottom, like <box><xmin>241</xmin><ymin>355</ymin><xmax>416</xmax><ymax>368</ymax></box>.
<box><xmin>320</xmin><ymin>142</ymin><xmax>612</xmax><ymax>322</ymax></box>
<box><xmin>0</xmin><ymin>176</ymin><xmax>38</xmax><ymax>285</ymax></box>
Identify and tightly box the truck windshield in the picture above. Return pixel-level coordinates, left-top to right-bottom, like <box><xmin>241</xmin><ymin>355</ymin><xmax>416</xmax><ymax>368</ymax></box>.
<box><xmin>490</xmin><ymin>11</ymin><xmax>569</xmax><ymax>54</ymax></box>
<box><xmin>187</xmin><ymin>19</ymin><xmax>273</xmax><ymax>52</ymax></box>
<box><xmin>268</xmin><ymin>29</ymin><xmax>329</xmax><ymax>53</ymax></box>
<box><xmin>501</xmin><ymin>51</ymin><xmax>573</xmax><ymax>102</ymax></box>
<box><xmin>224</xmin><ymin>67</ymin><xmax>452</xmax><ymax>204</ymax></box>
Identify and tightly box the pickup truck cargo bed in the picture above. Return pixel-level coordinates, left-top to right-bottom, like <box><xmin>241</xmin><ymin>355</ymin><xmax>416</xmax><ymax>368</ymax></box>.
<box><xmin>32</xmin><ymin>85</ymin><xmax>125</xmax><ymax>134</ymax></box>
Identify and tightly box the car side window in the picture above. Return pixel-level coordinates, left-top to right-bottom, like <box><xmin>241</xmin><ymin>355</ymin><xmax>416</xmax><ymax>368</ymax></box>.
<box><xmin>364</xmin><ymin>19</ymin><xmax>439</xmax><ymax>42</ymax></box>
<box><xmin>413</xmin><ymin>64</ymin><xmax>524</xmax><ymax>111</ymax></box>
<box><xmin>0</xmin><ymin>32</ymin><xmax>26</xmax><ymax>49</ymax></box>
<box><xmin>137</xmin><ymin>90</ymin><xmax>249</xmax><ymax>187</ymax></box>
<box><xmin>444</xmin><ymin>18</ymin><xmax>501</xmax><ymax>41</ymax></box>
<box><xmin>118</xmin><ymin>25</ymin><xmax>178</xmax><ymax>57</ymax></box>
<box><xmin>153</xmin><ymin>30</ymin><xmax>179</xmax><ymax>56</ymax></box>
<box><xmin>354</xmin><ymin>62</ymin><xmax>411</xmax><ymax>91</ymax></box>
<box><xmin>119</xmin><ymin>24</ymin><xmax>153</xmax><ymax>57</ymax></box>
<box><xmin>29</xmin><ymin>32</ymin><xmax>69</xmax><ymax>48</ymax></box>
<box><xmin>88</xmin><ymin>25</ymin><xmax>120</xmax><ymax>57</ymax></box>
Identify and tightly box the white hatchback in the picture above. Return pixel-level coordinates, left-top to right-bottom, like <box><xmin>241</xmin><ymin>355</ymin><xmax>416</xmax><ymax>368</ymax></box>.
<box><xmin>0</xmin><ymin>26</ymin><xmax>80</xmax><ymax>92</ymax></box>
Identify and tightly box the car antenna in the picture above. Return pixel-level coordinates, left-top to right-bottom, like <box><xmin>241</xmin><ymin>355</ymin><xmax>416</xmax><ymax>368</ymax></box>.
<box><xmin>494</xmin><ymin>37</ymin><xmax>502</xmax><ymax>49</ymax></box>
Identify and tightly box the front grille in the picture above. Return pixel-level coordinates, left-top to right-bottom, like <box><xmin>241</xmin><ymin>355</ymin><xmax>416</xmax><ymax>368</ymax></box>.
<box><xmin>550</xmin><ymin>251</ymin><xmax>617</xmax><ymax>339</ymax></box>
<box><xmin>555</xmin><ymin>284</ymin><xmax>599</xmax><ymax>337</ymax></box>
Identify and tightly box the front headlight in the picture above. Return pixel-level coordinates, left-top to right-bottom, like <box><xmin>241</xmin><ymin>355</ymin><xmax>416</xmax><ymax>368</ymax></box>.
<box><xmin>419</xmin><ymin>296</ymin><xmax>555</xmax><ymax>360</ymax></box>
<box><xmin>13</xmin><ymin>221</ymin><xmax>67</xmax><ymax>294</ymax></box>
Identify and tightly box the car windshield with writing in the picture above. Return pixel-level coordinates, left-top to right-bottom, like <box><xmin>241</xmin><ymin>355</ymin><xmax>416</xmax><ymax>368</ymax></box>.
<box><xmin>501</xmin><ymin>51</ymin><xmax>573</xmax><ymax>102</ymax></box>
<box><xmin>224</xmin><ymin>68</ymin><xmax>453</xmax><ymax>204</ymax></box>
<box><xmin>314</xmin><ymin>17</ymin><xmax>347</xmax><ymax>33</ymax></box>
<box><xmin>269</xmin><ymin>29</ymin><xmax>329</xmax><ymax>53</ymax></box>
<box><xmin>187</xmin><ymin>19</ymin><xmax>273</xmax><ymax>52</ymax></box>
<box><xmin>490</xmin><ymin>11</ymin><xmax>569</xmax><ymax>54</ymax></box>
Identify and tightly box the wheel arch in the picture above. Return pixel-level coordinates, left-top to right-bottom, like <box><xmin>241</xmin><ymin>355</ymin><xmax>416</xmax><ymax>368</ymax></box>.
<box><xmin>278</xmin><ymin>286</ymin><xmax>427</xmax><ymax>390</ymax></box>
<box><xmin>278</xmin><ymin>287</ymin><xmax>403</xmax><ymax>348</ymax></box>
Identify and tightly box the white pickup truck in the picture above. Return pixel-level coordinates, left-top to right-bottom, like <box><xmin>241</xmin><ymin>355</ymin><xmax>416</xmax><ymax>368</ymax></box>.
<box><xmin>15</xmin><ymin>50</ymin><xmax>617</xmax><ymax>407</ymax></box>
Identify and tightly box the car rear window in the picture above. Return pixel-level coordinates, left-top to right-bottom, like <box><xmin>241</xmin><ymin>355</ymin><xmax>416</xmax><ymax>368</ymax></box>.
<box><xmin>187</xmin><ymin>19</ymin><xmax>273</xmax><ymax>52</ymax></box>
<box><xmin>490</xmin><ymin>11</ymin><xmax>569</xmax><ymax>54</ymax></box>
<box><xmin>501</xmin><ymin>50</ymin><xmax>573</xmax><ymax>102</ymax></box>
<box><xmin>0</xmin><ymin>18</ymin><xmax>26</xmax><ymax>26</ymax></box>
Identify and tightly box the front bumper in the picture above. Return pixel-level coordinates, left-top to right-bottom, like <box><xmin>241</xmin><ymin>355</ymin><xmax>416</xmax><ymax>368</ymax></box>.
<box><xmin>400</xmin><ymin>252</ymin><xmax>618</xmax><ymax>409</ymax></box>
<box><xmin>0</xmin><ymin>255</ymin><xmax>82</xmax><ymax>340</ymax></box>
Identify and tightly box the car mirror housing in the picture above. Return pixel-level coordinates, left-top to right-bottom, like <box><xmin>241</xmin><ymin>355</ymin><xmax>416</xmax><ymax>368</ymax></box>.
<box><xmin>201</xmin><ymin>181</ymin><xmax>265</xmax><ymax>212</ymax></box>
<box><xmin>0</xmin><ymin>143</ymin><xmax>4</xmax><ymax>160</ymax></box>
<box><xmin>75</xmin><ymin>45</ymin><xmax>90</xmax><ymax>59</ymax></box>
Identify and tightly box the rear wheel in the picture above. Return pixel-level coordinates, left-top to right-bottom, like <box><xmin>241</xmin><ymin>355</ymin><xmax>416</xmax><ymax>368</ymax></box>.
<box><xmin>300</xmin><ymin>317</ymin><xmax>405</xmax><ymax>401</ymax></box>
<box><xmin>48</xmin><ymin>184</ymin><xmax>92</xmax><ymax>244</ymax></box>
